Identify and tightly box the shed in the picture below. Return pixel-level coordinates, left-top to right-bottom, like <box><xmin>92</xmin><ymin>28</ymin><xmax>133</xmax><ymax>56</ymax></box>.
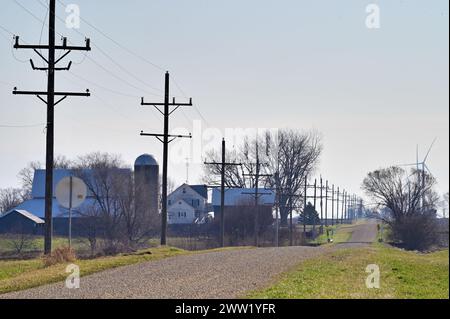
<box><xmin>0</xmin><ymin>210</ymin><xmax>45</xmax><ymax>235</ymax></box>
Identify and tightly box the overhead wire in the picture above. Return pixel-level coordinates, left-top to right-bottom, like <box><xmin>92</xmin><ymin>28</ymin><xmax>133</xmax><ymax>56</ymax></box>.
<box><xmin>14</xmin><ymin>0</ymin><xmax>161</xmax><ymax>98</ymax></box>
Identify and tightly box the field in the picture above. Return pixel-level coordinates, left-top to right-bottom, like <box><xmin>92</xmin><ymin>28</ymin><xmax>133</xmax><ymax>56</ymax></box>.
<box><xmin>247</xmin><ymin>244</ymin><xmax>449</xmax><ymax>299</ymax></box>
<box><xmin>0</xmin><ymin>236</ymin><xmax>91</xmax><ymax>257</ymax></box>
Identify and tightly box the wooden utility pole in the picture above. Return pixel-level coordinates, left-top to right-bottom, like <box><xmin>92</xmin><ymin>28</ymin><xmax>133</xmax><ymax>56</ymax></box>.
<box><xmin>341</xmin><ymin>190</ymin><xmax>345</xmax><ymax>224</ymax></box>
<box><xmin>336</xmin><ymin>186</ymin><xmax>339</xmax><ymax>224</ymax></box>
<box><xmin>313</xmin><ymin>179</ymin><xmax>317</xmax><ymax>232</ymax></box>
<box><xmin>320</xmin><ymin>177</ymin><xmax>323</xmax><ymax>225</ymax></box>
<box><xmin>13</xmin><ymin>0</ymin><xmax>91</xmax><ymax>254</ymax></box>
<box><xmin>141</xmin><ymin>72</ymin><xmax>193</xmax><ymax>245</ymax></box>
<box><xmin>204</xmin><ymin>139</ymin><xmax>241</xmax><ymax>247</ymax></box>
<box><xmin>325</xmin><ymin>180</ymin><xmax>328</xmax><ymax>226</ymax></box>
<box><xmin>243</xmin><ymin>143</ymin><xmax>272</xmax><ymax>247</ymax></box>
<box><xmin>331</xmin><ymin>184</ymin><xmax>335</xmax><ymax>226</ymax></box>
<box><xmin>303</xmin><ymin>177</ymin><xmax>307</xmax><ymax>233</ymax></box>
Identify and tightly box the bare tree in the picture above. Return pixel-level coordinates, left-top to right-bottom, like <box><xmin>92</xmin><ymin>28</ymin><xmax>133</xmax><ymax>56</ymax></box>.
<box><xmin>441</xmin><ymin>192</ymin><xmax>449</xmax><ymax>218</ymax></box>
<box><xmin>0</xmin><ymin>188</ymin><xmax>26</xmax><ymax>214</ymax></box>
<box><xmin>362</xmin><ymin>166</ymin><xmax>440</xmax><ymax>250</ymax></box>
<box><xmin>74</xmin><ymin>153</ymin><xmax>129</xmax><ymax>251</ymax></box>
<box><xmin>266</xmin><ymin>130</ymin><xmax>322</xmax><ymax>225</ymax></box>
<box><xmin>202</xmin><ymin>129</ymin><xmax>322</xmax><ymax>225</ymax></box>
<box><xmin>17</xmin><ymin>156</ymin><xmax>72</xmax><ymax>199</ymax></box>
<box><xmin>8</xmin><ymin>232</ymin><xmax>34</xmax><ymax>255</ymax></box>
<box><xmin>75</xmin><ymin>152</ymin><xmax>155</xmax><ymax>252</ymax></box>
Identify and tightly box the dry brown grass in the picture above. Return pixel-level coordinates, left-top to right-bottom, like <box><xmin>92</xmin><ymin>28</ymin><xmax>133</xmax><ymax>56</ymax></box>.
<box><xmin>42</xmin><ymin>247</ymin><xmax>76</xmax><ymax>267</ymax></box>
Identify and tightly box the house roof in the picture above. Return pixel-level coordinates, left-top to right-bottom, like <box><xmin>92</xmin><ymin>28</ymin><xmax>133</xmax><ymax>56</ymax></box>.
<box><xmin>189</xmin><ymin>185</ymin><xmax>208</xmax><ymax>199</ymax></box>
<box><xmin>170</xmin><ymin>183</ymin><xmax>208</xmax><ymax>199</ymax></box>
<box><xmin>1</xmin><ymin>210</ymin><xmax>45</xmax><ymax>224</ymax></box>
<box><xmin>212</xmin><ymin>188</ymin><xmax>276</xmax><ymax>207</ymax></box>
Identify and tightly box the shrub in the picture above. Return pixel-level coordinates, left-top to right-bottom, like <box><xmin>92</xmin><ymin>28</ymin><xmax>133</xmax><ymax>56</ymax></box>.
<box><xmin>42</xmin><ymin>246</ymin><xmax>76</xmax><ymax>267</ymax></box>
<box><xmin>389</xmin><ymin>212</ymin><xmax>439</xmax><ymax>251</ymax></box>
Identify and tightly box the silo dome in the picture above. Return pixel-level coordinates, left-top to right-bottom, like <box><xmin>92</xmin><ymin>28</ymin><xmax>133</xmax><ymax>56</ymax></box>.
<box><xmin>135</xmin><ymin>154</ymin><xmax>158</xmax><ymax>167</ymax></box>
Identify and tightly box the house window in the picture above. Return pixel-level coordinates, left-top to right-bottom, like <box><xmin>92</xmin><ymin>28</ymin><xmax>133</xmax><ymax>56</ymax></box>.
<box><xmin>178</xmin><ymin>212</ymin><xmax>187</xmax><ymax>218</ymax></box>
<box><xmin>182</xmin><ymin>188</ymin><xmax>186</xmax><ymax>194</ymax></box>
<box><xmin>168</xmin><ymin>200</ymin><xmax>172</xmax><ymax>206</ymax></box>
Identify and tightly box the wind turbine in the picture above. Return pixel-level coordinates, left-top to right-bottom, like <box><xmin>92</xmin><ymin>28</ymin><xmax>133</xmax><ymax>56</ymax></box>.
<box><xmin>399</xmin><ymin>138</ymin><xmax>437</xmax><ymax>211</ymax></box>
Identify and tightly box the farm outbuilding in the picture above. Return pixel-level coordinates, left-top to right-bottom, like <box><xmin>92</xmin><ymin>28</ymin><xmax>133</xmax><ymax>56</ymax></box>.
<box><xmin>0</xmin><ymin>210</ymin><xmax>44</xmax><ymax>235</ymax></box>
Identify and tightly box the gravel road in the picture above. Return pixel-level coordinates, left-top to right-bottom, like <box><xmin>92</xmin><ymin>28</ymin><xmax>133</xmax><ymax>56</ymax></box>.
<box><xmin>336</xmin><ymin>219</ymin><xmax>379</xmax><ymax>248</ymax></box>
<box><xmin>1</xmin><ymin>221</ymin><xmax>378</xmax><ymax>299</ymax></box>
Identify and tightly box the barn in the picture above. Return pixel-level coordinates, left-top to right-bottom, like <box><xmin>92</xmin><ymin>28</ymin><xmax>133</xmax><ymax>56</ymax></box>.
<box><xmin>0</xmin><ymin>210</ymin><xmax>44</xmax><ymax>235</ymax></box>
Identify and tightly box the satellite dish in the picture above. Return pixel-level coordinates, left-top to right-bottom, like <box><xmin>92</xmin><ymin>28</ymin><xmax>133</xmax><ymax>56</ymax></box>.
<box><xmin>55</xmin><ymin>176</ymin><xmax>87</xmax><ymax>209</ymax></box>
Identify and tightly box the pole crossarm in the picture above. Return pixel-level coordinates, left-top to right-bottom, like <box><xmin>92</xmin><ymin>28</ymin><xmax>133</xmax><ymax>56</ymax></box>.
<box><xmin>13</xmin><ymin>89</ymin><xmax>90</xmax><ymax>97</ymax></box>
<box><xmin>14</xmin><ymin>36</ymin><xmax>91</xmax><ymax>51</ymax></box>
<box><xmin>30</xmin><ymin>59</ymin><xmax>72</xmax><ymax>71</ymax></box>
<box><xmin>204</xmin><ymin>162</ymin><xmax>242</xmax><ymax>166</ymax></box>
<box><xmin>243</xmin><ymin>173</ymin><xmax>273</xmax><ymax>177</ymax></box>
<box><xmin>141</xmin><ymin>97</ymin><xmax>193</xmax><ymax>116</ymax></box>
<box><xmin>140</xmin><ymin>131</ymin><xmax>192</xmax><ymax>144</ymax></box>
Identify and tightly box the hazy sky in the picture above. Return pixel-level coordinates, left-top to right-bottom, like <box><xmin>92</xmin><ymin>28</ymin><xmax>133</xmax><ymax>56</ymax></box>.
<box><xmin>0</xmin><ymin>0</ymin><xmax>448</xmax><ymax>203</ymax></box>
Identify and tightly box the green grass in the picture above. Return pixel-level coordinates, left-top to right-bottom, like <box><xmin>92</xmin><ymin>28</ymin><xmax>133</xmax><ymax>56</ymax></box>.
<box><xmin>0</xmin><ymin>236</ymin><xmax>91</xmax><ymax>254</ymax></box>
<box><xmin>247</xmin><ymin>244</ymin><xmax>449</xmax><ymax>299</ymax></box>
<box><xmin>311</xmin><ymin>224</ymin><xmax>354</xmax><ymax>245</ymax></box>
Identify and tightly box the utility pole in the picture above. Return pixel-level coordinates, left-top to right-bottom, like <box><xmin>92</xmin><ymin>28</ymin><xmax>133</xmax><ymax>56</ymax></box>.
<box><xmin>344</xmin><ymin>193</ymin><xmax>350</xmax><ymax>223</ymax></box>
<box><xmin>243</xmin><ymin>143</ymin><xmax>272</xmax><ymax>247</ymax></box>
<box><xmin>12</xmin><ymin>0</ymin><xmax>91</xmax><ymax>255</ymax></box>
<box><xmin>140</xmin><ymin>71</ymin><xmax>193</xmax><ymax>245</ymax></box>
<box><xmin>359</xmin><ymin>198</ymin><xmax>363</xmax><ymax>220</ymax></box>
<box><xmin>341</xmin><ymin>190</ymin><xmax>345</xmax><ymax>224</ymax></box>
<box><xmin>336</xmin><ymin>187</ymin><xmax>340</xmax><ymax>224</ymax></box>
<box><xmin>331</xmin><ymin>184</ymin><xmax>335</xmax><ymax>226</ymax></box>
<box><xmin>320</xmin><ymin>177</ymin><xmax>323</xmax><ymax>225</ymax></box>
<box><xmin>325</xmin><ymin>180</ymin><xmax>328</xmax><ymax>227</ymax></box>
<box><xmin>303</xmin><ymin>177</ymin><xmax>307</xmax><ymax>233</ymax></box>
<box><xmin>204</xmin><ymin>139</ymin><xmax>241</xmax><ymax>247</ymax></box>
<box><xmin>313</xmin><ymin>179</ymin><xmax>317</xmax><ymax>233</ymax></box>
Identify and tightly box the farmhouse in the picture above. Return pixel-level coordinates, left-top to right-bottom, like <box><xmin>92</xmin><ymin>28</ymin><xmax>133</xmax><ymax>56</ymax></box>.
<box><xmin>167</xmin><ymin>184</ymin><xmax>209</xmax><ymax>224</ymax></box>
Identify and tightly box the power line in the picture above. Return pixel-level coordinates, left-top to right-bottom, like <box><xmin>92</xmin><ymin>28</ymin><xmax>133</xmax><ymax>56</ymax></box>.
<box><xmin>41</xmin><ymin>0</ymin><xmax>206</xmax><ymax>129</ymax></box>
<box><xmin>0</xmin><ymin>24</ymin><xmax>15</xmax><ymax>36</ymax></box>
<box><xmin>67</xmin><ymin>70</ymin><xmax>141</xmax><ymax>99</ymax></box>
<box><xmin>171</xmin><ymin>74</ymin><xmax>211</xmax><ymax>127</ymax></box>
<box><xmin>55</xmin><ymin>0</ymin><xmax>166</xmax><ymax>72</ymax></box>
<box><xmin>49</xmin><ymin>0</ymin><xmax>205</xmax><ymax>128</ymax></box>
<box><xmin>37</xmin><ymin>0</ymin><xmax>164</xmax><ymax>95</ymax></box>
<box><xmin>20</xmin><ymin>0</ymin><xmax>161</xmax><ymax>98</ymax></box>
<box><xmin>58</xmin><ymin>72</ymin><xmax>156</xmax><ymax>125</ymax></box>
